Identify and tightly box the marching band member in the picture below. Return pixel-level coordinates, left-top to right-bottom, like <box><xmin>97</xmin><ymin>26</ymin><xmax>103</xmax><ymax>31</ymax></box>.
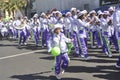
<box><xmin>55</xmin><ymin>11</ymin><xmax>64</xmax><ymax>32</ymax></box>
<box><xmin>14</xmin><ymin>19</ymin><xmax>27</xmax><ymax>46</ymax></box>
<box><xmin>89</xmin><ymin>10</ymin><xmax>102</xmax><ymax>48</ymax></box>
<box><xmin>113</xmin><ymin>5</ymin><xmax>120</xmax><ymax>68</ymax></box>
<box><xmin>8</xmin><ymin>19</ymin><xmax>14</xmax><ymax>39</ymax></box>
<box><xmin>13</xmin><ymin>17</ymin><xmax>22</xmax><ymax>39</ymax></box>
<box><xmin>51</xmin><ymin>23</ymin><xmax>73</xmax><ymax>79</ymax></box>
<box><xmin>1</xmin><ymin>23</ymin><xmax>8</xmax><ymax>38</ymax></box>
<box><xmin>64</xmin><ymin>12</ymin><xmax>72</xmax><ymax>38</ymax></box>
<box><xmin>101</xmin><ymin>11</ymin><xmax>112</xmax><ymax>57</ymax></box>
<box><xmin>108</xmin><ymin>7</ymin><xmax>119</xmax><ymax>52</ymax></box>
<box><xmin>32</xmin><ymin>15</ymin><xmax>41</xmax><ymax>46</ymax></box>
<box><xmin>0</xmin><ymin>19</ymin><xmax>4</xmax><ymax>39</ymax></box>
<box><xmin>70</xmin><ymin>7</ymin><xmax>79</xmax><ymax>55</ymax></box>
<box><xmin>75</xmin><ymin>11</ymin><xmax>91</xmax><ymax>60</ymax></box>
<box><xmin>97</xmin><ymin>10</ymin><xmax>103</xmax><ymax>46</ymax></box>
<box><xmin>40</xmin><ymin>13</ymin><xmax>49</xmax><ymax>47</ymax></box>
<box><xmin>22</xmin><ymin>17</ymin><xmax>31</xmax><ymax>44</ymax></box>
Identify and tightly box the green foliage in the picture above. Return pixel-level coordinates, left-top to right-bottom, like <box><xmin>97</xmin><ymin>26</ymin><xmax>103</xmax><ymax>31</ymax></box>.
<box><xmin>0</xmin><ymin>0</ymin><xmax>27</xmax><ymax>11</ymax></box>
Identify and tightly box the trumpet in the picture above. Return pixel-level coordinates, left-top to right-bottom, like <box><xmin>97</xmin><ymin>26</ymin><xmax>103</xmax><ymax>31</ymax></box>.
<box><xmin>15</xmin><ymin>22</ymin><xmax>25</xmax><ymax>30</ymax></box>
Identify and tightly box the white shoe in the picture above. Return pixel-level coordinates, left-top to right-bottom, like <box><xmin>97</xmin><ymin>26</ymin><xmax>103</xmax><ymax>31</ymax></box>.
<box><xmin>91</xmin><ymin>46</ymin><xmax>96</xmax><ymax>48</ymax></box>
<box><xmin>115</xmin><ymin>64</ymin><xmax>120</xmax><ymax>68</ymax></box>
<box><xmin>105</xmin><ymin>52</ymin><xmax>109</xmax><ymax>55</ymax></box>
<box><xmin>76</xmin><ymin>51</ymin><xmax>79</xmax><ymax>54</ymax></box>
<box><xmin>48</xmin><ymin>49</ymin><xmax>51</xmax><ymax>53</ymax></box>
<box><xmin>61</xmin><ymin>69</ymin><xmax>65</xmax><ymax>75</ymax></box>
<box><xmin>24</xmin><ymin>43</ymin><xmax>27</xmax><ymax>46</ymax></box>
<box><xmin>81</xmin><ymin>54</ymin><xmax>84</xmax><ymax>58</ymax></box>
<box><xmin>55</xmin><ymin>74</ymin><xmax>61</xmax><ymax>79</ymax></box>
<box><xmin>108</xmin><ymin>54</ymin><xmax>112</xmax><ymax>58</ymax></box>
<box><xmin>85</xmin><ymin>57</ymin><xmax>90</xmax><ymax>60</ymax></box>
<box><xmin>98</xmin><ymin>46</ymin><xmax>101</xmax><ymax>48</ymax></box>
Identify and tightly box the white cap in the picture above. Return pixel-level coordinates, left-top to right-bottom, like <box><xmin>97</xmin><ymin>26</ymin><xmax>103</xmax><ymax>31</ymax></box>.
<box><xmin>41</xmin><ymin>12</ymin><xmax>46</xmax><ymax>16</ymax></box>
<box><xmin>24</xmin><ymin>16</ymin><xmax>28</xmax><ymax>19</ymax></box>
<box><xmin>33</xmin><ymin>13</ymin><xmax>38</xmax><ymax>18</ymax></box>
<box><xmin>83</xmin><ymin>10</ymin><xmax>87</xmax><ymax>14</ymax></box>
<box><xmin>108</xmin><ymin>6</ymin><xmax>114</xmax><ymax>11</ymax></box>
<box><xmin>103</xmin><ymin>11</ymin><xmax>109</xmax><ymax>15</ymax></box>
<box><xmin>78</xmin><ymin>11</ymin><xmax>84</xmax><ymax>17</ymax></box>
<box><xmin>89</xmin><ymin>10</ymin><xmax>96</xmax><ymax>14</ymax></box>
<box><xmin>97</xmin><ymin>10</ymin><xmax>103</xmax><ymax>15</ymax></box>
<box><xmin>56</xmin><ymin>11</ymin><xmax>62</xmax><ymax>14</ymax></box>
<box><xmin>66</xmin><ymin>12</ymin><xmax>71</xmax><ymax>16</ymax></box>
<box><xmin>53</xmin><ymin>24</ymin><xmax>63</xmax><ymax>32</ymax></box>
<box><xmin>71</xmin><ymin>7</ymin><xmax>76</xmax><ymax>12</ymax></box>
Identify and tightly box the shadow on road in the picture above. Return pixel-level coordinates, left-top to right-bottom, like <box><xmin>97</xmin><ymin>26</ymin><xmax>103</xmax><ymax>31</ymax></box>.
<box><xmin>66</xmin><ymin>65</ymin><xmax>117</xmax><ymax>73</ymax></box>
<box><xmin>10</xmin><ymin>71</ymin><xmax>81</xmax><ymax>80</ymax></box>
<box><xmin>71</xmin><ymin>58</ymin><xmax>117</xmax><ymax>63</ymax></box>
<box><xmin>39</xmin><ymin>56</ymin><xmax>54</xmax><ymax>60</ymax></box>
<box><xmin>66</xmin><ymin>65</ymin><xmax>120</xmax><ymax>80</ymax></box>
<box><xmin>93</xmin><ymin>71</ymin><xmax>120</xmax><ymax>80</ymax></box>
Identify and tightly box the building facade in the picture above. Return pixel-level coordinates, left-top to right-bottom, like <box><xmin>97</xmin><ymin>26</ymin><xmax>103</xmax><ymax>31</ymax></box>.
<box><xmin>30</xmin><ymin>0</ymin><xmax>100</xmax><ymax>16</ymax></box>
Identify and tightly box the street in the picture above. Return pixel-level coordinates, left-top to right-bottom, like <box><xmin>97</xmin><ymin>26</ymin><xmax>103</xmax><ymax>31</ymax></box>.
<box><xmin>0</xmin><ymin>39</ymin><xmax>120</xmax><ymax>80</ymax></box>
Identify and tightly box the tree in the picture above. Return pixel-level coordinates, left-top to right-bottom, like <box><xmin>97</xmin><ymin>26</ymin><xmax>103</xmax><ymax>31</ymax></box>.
<box><xmin>0</xmin><ymin>0</ymin><xmax>28</xmax><ymax>17</ymax></box>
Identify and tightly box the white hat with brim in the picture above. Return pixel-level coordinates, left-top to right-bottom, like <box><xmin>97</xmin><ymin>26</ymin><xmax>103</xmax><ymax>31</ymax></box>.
<box><xmin>108</xmin><ymin>6</ymin><xmax>114</xmax><ymax>11</ymax></box>
<box><xmin>53</xmin><ymin>24</ymin><xmax>63</xmax><ymax>32</ymax></box>
<box><xmin>89</xmin><ymin>10</ymin><xmax>96</xmax><ymax>14</ymax></box>
<box><xmin>103</xmin><ymin>11</ymin><xmax>109</xmax><ymax>15</ymax></box>
<box><xmin>97</xmin><ymin>10</ymin><xmax>103</xmax><ymax>15</ymax></box>
<box><xmin>78</xmin><ymin>11</ymin><xmax>85</xmax><ymax>17</ymax></box>
<box><xmin>66</xmin><ymin>12</ymin><xmax>71</xmax><ymax>16</ymax></box>
<box><xmin>33</xmin><ymin>14</ymin><xmax>38</xmax><ymax>18</ymax></box>
<box><xmin>71</xmin><ymin>7</ymin><xmax>76</xmax><ymax>12</ymax></box>
<box><xmin>83</xmin><ymin>10</ymin><xmax>87</xmax><ymax>14</ymax></box>
<box><xmin>41</xmin><ymin>12</ymin><xmax>46</xmax><ymax>16</ymax></box>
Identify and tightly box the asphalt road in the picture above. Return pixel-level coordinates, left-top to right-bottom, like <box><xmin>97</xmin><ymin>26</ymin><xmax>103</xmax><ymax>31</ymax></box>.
<box><xmin>0</xmin><ymin>39</ymin><xmax>120</xmax><ymax>80</ymax></box>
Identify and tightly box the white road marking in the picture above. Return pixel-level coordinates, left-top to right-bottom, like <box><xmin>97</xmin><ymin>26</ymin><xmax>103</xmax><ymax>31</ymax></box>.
<box><xmin>0</xmin><ymin>49</ymin><xmax>47</xmax><ymax>60</ymax></box>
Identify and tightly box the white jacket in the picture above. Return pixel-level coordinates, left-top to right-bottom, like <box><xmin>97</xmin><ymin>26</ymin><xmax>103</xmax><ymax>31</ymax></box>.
<box><xmin>52</xmin><ymin>33</ymin><xmax>72</xmax><ymax>53</ymax></box>
<box><xmin>76</xmin><ymin>19</ymin><xmax>90</xmax><ymax>38</ymax></box>
<box><xmin>113</xmin><ymin>9</ymin><xmax>120</xmax><ymax>32</ymax></box>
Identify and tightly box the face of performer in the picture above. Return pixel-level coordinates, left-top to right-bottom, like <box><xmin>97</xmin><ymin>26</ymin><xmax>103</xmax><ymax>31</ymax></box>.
<box><xmin>103</xmin><ymin>14</ymin><xmax>108</xmax><ymax>19</ymax></box>
<box><xmin>79</xmin><ymin>14</ymin><xmax>85</xmax><ymax>20</ymax></box>
<box><xmin>90</xmin><ymin>13</ymin><xmax>96</xmax><ymax>17</ymax></box>
<box><xmin>71</xmin><ymin>9</ymin><xmax>77</xmax><ymax>16</ymax></box>
<box><xmin>82</xmin><ymin>14</ymin><xmax>86</xmax><ymax>19</ymax></box>
<box><xmin>67</xmin><ymin>14</ymin><xmax>71</xmax><ymax>17</ymax></box>
<box><xmin>54</xmin><ymin>28</ymin><xmax>61</xmax><ymax>34</ymax></box>
<box><xmin>99</xmin><ymin>14</ymin><xmax>103</xmax><ymax>19</ymax></box>
<box><xmin>109</xmin><ymin>11</ymin><xmax>114</xmax><ymax>15</ymax></box>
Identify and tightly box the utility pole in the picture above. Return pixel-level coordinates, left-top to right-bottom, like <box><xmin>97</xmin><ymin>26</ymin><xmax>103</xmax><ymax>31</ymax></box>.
<box><xmin>26</xmin><ymin>0</ymin><xmax>31</xmax><ymax>18</ymax></box>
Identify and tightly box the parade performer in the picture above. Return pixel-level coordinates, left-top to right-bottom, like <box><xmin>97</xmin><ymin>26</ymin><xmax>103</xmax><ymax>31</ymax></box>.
<box><xmin>113</xmin><ymin>5</ymin><xmax>120</xmax><ymax>68</ymax></box>
<box><xmin>15</xmin><ymin>20</ymin><xmax>27</xmax><ymax>46</ymax></box>
<box><xmin>1</xmin><ymin>24</ymin><xmax>8</xmax><ymax>38</ymax></box>
<box><xmin>64</xmin><ymin>12</ymin><xmax>72</xmax><ymax>38</ymax></box>
<box><xmin>101</xmin><ymin>11</ymin><xmax>112</xmax><ymax>57</ymax></box>
<box><xmin>32</xmin><ymin>16</ymin><xmax>41</xmax><ymax>46</ymax></box>
<box><xmin>13</xmin><ymin>17</ymin><xmax>21</xmax><ymax>39</ymax></box>
<box><xmin>51</xmin><ymin>23</ymin><xmax>73</xmax><ymax>79</ymax></box>
<box><xmin>108</xmin><ymin>7</ymin><xmax>119</xmax><ymax>52</ymax></box>
<box><xmin>89</xmin><ymin>10</ymin><xmax>102</xmax><ymax>48</ymax></box>
<box><xmin>75</xmin><ymin>11</ymin><xmax>91</xmax><ymax>59</ymax></box>
<box><xmin>70</xmin><ymin>7</ymin><xmax>79</xmax><ymax>55</ymax></box>
<box><xmin>40</xmin><ymin>13</ymin><xmax>49</xmax><ymax>47</ymax></box>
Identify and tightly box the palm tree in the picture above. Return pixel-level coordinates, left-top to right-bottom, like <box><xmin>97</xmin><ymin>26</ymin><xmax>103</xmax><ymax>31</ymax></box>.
<box><xmin>0</xmin><ymin>0</ymin><xmax>28</xmax><ymax>17</ymax></box>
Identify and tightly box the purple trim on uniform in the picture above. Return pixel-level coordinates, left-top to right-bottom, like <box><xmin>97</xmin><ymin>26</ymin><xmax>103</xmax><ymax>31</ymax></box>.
<box><xmin>55</xmin><ymin>53</ymin><xmax>69</xmax><ymax>74</ymax></box>
<box><xmin>92</xmin><ymin>31</ymin><xmax>102</xmax><ymax>46</ymax></box>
